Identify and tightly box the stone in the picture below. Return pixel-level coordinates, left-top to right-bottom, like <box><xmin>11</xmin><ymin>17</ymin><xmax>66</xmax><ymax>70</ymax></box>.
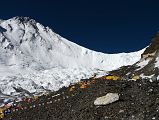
<box><xmin>94</xmin><ymin>93</ymin><xmax>119</xmax><ymax>105</ymax></box>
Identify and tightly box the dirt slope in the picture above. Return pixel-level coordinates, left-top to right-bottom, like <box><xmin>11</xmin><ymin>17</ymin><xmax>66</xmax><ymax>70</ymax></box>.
<box><xmin>3</xmin><ymin>78</ymin><xmax>159</xmax><ymax>120</ymax></box>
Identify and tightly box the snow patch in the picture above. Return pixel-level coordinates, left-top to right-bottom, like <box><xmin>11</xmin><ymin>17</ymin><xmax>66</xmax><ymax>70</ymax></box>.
<box><xmin>136</xmin><ymin>59</ymin><xmax>150</xmax><ymax>71</ymax></box>
<box><xmin>155</xmin><ymin>57</ymin><xmax>159</xmax><ymax>68</ymax></box>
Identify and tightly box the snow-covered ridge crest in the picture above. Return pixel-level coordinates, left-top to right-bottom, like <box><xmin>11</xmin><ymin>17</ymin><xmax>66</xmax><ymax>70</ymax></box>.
<box><xmin>0</xmin><ymin>17</ymin><xmax>144</xmax><ymax>97</ymax></box>
<box><xmin>0</xmin><ymin>17</ymin><xmax>144</xmax><ymax>71</ymax></box>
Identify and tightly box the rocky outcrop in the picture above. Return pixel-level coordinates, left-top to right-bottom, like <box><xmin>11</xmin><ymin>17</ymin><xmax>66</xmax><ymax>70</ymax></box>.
<box><xmin>110</xmin><ymin>32</ymin><xmax>159</xmax><ymax>80</ymax></box>
<box><xmin>141</xmin><ymin>33</ymin><xmax>159</xmax><ymax>59</ymax></box>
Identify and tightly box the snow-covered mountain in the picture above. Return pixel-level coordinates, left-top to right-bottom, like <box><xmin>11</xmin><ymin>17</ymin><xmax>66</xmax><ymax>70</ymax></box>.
<box><xmin>0</xmin><ymin>17</ymin><xmax>144</xmax><ymax>97</ymax></box>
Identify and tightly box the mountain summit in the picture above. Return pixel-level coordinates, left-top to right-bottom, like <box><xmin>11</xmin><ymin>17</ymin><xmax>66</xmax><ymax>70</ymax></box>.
<box><xmin>0</xmin><ymin>17</ymin><xmax>144</xmax><ymax>97</ymax></box>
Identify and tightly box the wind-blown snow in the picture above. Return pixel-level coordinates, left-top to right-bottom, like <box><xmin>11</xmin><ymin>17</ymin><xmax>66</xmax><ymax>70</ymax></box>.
<box><xmin>0</xmin><ymin>17</ymin><xmax>144</xmax><ymax>97</ymax></box>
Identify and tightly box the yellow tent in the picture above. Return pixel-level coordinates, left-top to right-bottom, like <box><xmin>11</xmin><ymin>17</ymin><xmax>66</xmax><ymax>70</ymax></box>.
<box><xmin>102</xmin><ymin>75</ymin><xmax>120</xmax><ymax>80</ymax></box>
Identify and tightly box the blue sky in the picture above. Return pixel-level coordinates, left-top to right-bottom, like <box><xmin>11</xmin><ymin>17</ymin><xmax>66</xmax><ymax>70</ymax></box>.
<box><xmin>0</xmin><ymin>0</ymin><xmax>159</xmax><ymax>53</ymax></box>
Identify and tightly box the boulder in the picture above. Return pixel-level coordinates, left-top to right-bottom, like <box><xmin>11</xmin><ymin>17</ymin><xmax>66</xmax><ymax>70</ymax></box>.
<box><xmin>94</xmin><ymin>93</ymin><xmax>119</xmax><ymax>105</ymax></box>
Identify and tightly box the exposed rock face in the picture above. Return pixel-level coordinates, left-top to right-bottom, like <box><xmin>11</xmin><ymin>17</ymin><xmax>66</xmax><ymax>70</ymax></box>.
<box><xmin>141</xmin><ymin>33</ymin><xmax>159</xmax><ymax>59</ymax></box>
<box><xmin>110</xmin><ymin>33</ymin><xmax>159</xmax><ymax>80</ymax></box>
<box><xmin>94</xmin><ymin>93</ymin><xmax>119</xmax><ymax>105</ymax></box>
<box><xmin>133</xmin><ymin>33</ymin><xmax>159</xmax><ymax>77</ymax></box>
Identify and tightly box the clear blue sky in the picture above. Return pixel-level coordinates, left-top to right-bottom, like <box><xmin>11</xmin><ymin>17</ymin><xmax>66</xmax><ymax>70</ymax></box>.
<box><xmin>0</xmin><ymin>0</ymin><xmax>159</xmax><ymax>53</ymax></box>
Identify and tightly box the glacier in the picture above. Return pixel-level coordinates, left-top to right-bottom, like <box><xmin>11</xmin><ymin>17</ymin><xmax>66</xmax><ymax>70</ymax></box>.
<box><xmin>0</xmin><ymin>17</ymin><xmax>145</xmax><ymax>97</ymax></box>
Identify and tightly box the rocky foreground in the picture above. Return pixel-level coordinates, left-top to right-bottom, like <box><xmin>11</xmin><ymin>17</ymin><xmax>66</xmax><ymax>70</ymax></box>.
<box><xmin>4</xmin><ymin>78</ymin><xmax>159</xmax><ymax>120</ymax></box>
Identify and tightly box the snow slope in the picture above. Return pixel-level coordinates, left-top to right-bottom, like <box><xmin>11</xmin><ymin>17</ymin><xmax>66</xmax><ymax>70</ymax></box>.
<box><xmin>0</xmin><ymin>17</ymin><xmax>144</xmax><ymax>97</ymax></box>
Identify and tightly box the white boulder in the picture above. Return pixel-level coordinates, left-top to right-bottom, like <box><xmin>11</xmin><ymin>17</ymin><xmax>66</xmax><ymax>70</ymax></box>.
<box><xmin>94</xmin><ymin>93</ymin><xmax>119</xmax><ymax>105</ymax></box>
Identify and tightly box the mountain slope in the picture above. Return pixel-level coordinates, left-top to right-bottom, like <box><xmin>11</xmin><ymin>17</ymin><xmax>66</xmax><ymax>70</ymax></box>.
<box><xmin>4</xmin><ymin>79</ymin><xmax>159</xmax><ymax>120</ymax></box>
<box><xmin>110</xmin><ymin>33</ymin><xmax>159</xmax><ymax>81</ymax></box>
<box><xmin>0</xmin><ymin>17</ymin><xmax>144</xmax><ymax>97</ymax></box>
